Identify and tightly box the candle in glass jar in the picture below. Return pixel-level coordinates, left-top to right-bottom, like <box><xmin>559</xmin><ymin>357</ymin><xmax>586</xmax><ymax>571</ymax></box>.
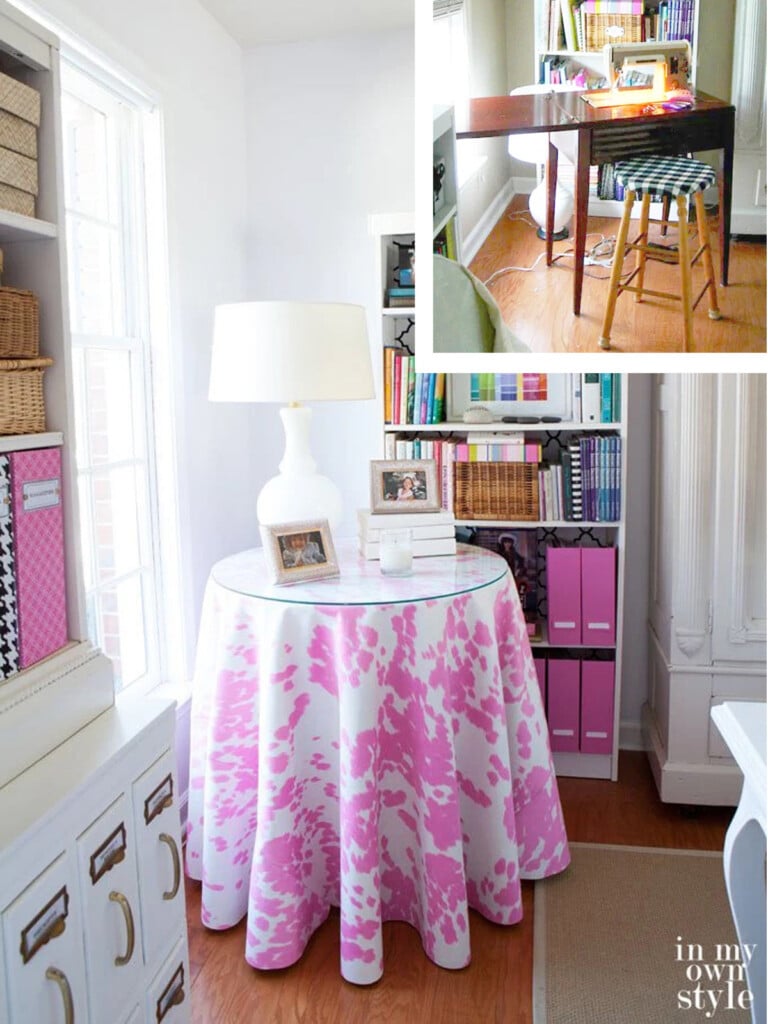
<box><xmin>379</xmin><ymin>528</ymin><xmax>413</xmax><ymax>576</ymax></box>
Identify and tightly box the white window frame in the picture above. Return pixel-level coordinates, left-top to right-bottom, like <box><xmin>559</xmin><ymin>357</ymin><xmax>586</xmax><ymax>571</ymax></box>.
<box><xmin>59</xmin><ymin>47</ymin><xmax>183</xmax><ymax>696</ymax></box>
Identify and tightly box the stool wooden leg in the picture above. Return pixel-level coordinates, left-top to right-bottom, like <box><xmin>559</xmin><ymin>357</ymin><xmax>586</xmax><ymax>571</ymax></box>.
<box><xmin>694</xmin><ymin>191</ymin><xmax>722</xmax><ymax>320</ymax></box>
<box><xmin>636</xmin><ymin>193</ymin><xmax>651</xmax><ymax>302</ymax></box>
<box><xmin>661</xmin><ymin>194</ymin><xmax>670</xmax><ymax>236</ymax></box>
<box><xmin>599</xmin><ymin>190</ymin><xmax>635</xmax><ymax>350</ymax></box>
<box><xmin>676</xmin><ymin>194</ymin><xmax>694</xmax><ymax>352</ymax></box>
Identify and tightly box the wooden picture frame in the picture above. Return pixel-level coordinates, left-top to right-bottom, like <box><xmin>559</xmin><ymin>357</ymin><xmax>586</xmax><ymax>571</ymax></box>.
<box><xmin>370</xmin><ymin>459</ymin><xmax>441</xmax><ymax>514</ymax></box>
<box><xmin>260</xmin><ymin>519</ymin><xmax>340</xmax><ymax>585</ymax></box>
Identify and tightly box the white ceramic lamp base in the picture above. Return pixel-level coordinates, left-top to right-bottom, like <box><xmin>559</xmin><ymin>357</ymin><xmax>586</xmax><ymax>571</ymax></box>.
<box><xmin>528</xmin><ymin>178</ymin><xmax>574</xmax><ymax>241</ymax></box>
<box><xmin>257</xmin><ymin>405</ymin><xmax>343</xmax><ymax>529</ymax></box>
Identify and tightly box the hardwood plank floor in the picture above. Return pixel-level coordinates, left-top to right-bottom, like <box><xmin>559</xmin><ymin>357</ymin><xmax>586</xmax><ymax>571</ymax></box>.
<box><xmin>468</xmin><ymin>197</ymin><xmax>766</xmax><ymax>353</ymax></box>
<box><xmin>185</xmin><ymin>751</ymin><xmax>734</xmax><ymax>1022</ymax></box>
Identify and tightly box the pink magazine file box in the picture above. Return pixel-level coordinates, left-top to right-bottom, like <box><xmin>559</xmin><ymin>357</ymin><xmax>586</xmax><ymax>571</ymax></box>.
<box><xmin>547</xmin><ymin>659</ymin><xmax>580</xmax><ymax>753</ymax></box>
<box><xmin>533</xmin><ymin>656</ymin><xmax>547</xmax><ymax>708</ymax></box>
<box><xmin>581</xmin><ymin>546</ymin><xmax>616</xmax><ymax>646</ymax></box>
<box><xmin>580</xmin><ymin>659</ymin><xmax>615</xmax><ymax>755</ymax></box>
<box><xmin>546</xmin><ymin>546</ymin><xmax>581</xmax><ymax>645</ymax></box>
<box><xmin>10</xmin><ymin>448</ymin><xmax>68</xmax><ymax>668</ymax></box>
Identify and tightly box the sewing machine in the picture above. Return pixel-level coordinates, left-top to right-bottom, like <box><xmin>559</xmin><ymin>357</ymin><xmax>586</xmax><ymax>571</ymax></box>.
<box><xmin>583</xmin><ymin>40</ymin><xmax>692</xmax><ymax>108</ymax></box>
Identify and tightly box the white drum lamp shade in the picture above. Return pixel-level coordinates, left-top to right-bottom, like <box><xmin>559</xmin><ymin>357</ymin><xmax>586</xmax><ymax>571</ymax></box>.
<box><xmin>209</xmin><ymin>301</ymin><xmax>374</xmax><ymax>529</ymax></box>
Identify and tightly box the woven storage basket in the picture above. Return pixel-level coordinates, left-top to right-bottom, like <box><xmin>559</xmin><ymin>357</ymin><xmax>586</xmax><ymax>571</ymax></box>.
<box><xmin>585</xmin><ymin>13</ymin><xmax>643</xmax><ymax>50</ymax></box>
<box><xmin>0</xmin><ymin>146</ymin><xmax>37</xmax><ymax>196</ymax></box>
<box><xmin>0</xmin><ymin>70</ymin><xmax>41</xmax><ymax>127</ymax></box>
<box><xmin>0</xmin><ymin>182</ymin><xmax>34</xmax><ymax>217</ymax></box>
<box><xmin>454</xmin><ymin>462</ymin><xmax>539</xmax><ymax>521</ymax></box>
<box><xmin>0</xmin><ymin>288</ymin><xmax>39</xmax><ymax>357</ymax></box>
<box><xmin>0</xmin><ymin>357</ymin><xmax>52</xmax><ymax>434</ymax></box>
<box><xmin>0</xmin><ymin>109</ymin><xmax>37</xmax><ymax>159</ymax></box>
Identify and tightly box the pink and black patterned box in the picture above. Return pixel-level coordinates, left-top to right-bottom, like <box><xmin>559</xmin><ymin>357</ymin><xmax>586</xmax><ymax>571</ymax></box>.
<box><xmin>9</xmin><ymin>447</ymin><xmax>68</xmax><ymax>668</ymax></box>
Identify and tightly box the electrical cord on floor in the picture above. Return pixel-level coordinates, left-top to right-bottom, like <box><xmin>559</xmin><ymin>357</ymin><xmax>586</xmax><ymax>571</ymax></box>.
<box><xmin>482</xmin><ymin>234</ymin><xmax>634</xmax><ymax>286</ymax></box>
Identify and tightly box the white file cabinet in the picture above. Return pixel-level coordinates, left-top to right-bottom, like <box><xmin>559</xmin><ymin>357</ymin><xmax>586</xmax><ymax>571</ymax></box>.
<box><xmin>0</xmin><ymin>695</ymin><xmax>189</xmax><ymax>1024</ymax></box>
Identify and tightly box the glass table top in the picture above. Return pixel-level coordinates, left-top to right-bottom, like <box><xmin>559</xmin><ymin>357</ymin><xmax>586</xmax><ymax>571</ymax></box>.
<box><xmin>211</xmin><ymin>538</ymin><xmax>510</xmax><ymax>607</ymax></box>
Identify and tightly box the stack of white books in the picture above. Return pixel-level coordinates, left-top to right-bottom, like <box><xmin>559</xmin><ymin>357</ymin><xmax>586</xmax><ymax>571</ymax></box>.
<box><xmin>357</xmin><ymin>509</ymin><xmax>457</xmax><ymax>560</ymax></box>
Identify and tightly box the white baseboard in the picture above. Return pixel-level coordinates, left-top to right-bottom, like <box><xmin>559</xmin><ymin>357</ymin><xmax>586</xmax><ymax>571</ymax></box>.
<box><xmin>619</xmin><ymin>719</ymin><xmax>645</xmax><ymax>751</ymax></box>
<box><xmin>461</xmin><ymin>178</ymin><xmax>517</xmax><ymax>264</ymax></box>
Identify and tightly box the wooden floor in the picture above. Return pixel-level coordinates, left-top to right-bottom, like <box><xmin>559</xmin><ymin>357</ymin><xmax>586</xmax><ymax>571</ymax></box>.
<box><xmin>468</xmin><ymin>197</ymin><xmax>766</xmax><ymax>353</ymax></box>
<box><xmin>185</xmin><ymin>751</ymin><xmax>734</xmax><ymax>1023</ymax></box>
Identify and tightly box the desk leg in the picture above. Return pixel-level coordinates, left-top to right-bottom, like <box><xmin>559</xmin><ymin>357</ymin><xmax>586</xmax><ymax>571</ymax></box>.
<box><xmin>722</xmin><ymin>797</ymin><xmax>766</xmax><ymax>1024</ymax></box>
<box><xmin>573</xmin><ymin>128</ymin><xmax>590</xmax><ymax>316</ymax></box>
<box><xmin>546</xmin><ymin>140</ymin><xmax>558</xmax><ymax>266</ymax></box>
<box><xmin>720</xmin><ymin>109</ymin><xmax>735</xmax><ymax>286</ymax></box>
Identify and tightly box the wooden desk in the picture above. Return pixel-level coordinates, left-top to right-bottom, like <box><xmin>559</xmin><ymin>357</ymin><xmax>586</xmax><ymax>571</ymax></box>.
<box><xmin>456</xmin><ymin>91</ymin><xmax>735</xmax><ymax>315</ymax></box>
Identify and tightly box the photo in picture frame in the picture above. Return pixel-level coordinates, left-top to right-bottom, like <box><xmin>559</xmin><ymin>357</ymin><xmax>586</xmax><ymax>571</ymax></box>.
<box><xmin>260</xmin><ymin>519</ymin><xmax>340</xmax><ymax>585</ymax></box>
<box><xmin>370</xmin><ymin>459</ymin><xmax>440</xmax><ymax>514</ymax></box>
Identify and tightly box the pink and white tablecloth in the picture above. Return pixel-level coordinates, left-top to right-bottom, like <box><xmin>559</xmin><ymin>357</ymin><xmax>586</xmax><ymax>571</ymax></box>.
<box><xmin>186</xmin><ymin>540</ymin><xmax>570</xmax><ymax>984</ymax></box>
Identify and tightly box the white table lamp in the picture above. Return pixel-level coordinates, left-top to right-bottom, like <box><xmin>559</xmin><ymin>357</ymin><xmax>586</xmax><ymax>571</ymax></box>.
<box><xmin>209</xmin><ymin>301</ymin><xmax>374</xmax><ymax>528</ymax></box>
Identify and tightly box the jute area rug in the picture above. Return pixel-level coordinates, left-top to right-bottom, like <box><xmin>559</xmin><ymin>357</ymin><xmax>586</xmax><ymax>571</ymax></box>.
<box><xmin>533</xmin><ymin>843</ymin><xmax>753</xmax><ymax>1024</ymax></box>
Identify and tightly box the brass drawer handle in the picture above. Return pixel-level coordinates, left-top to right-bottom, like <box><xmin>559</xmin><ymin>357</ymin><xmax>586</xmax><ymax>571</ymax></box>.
<box><xmin>159</xmin><ymin>833</ymin><xmax>181</xmax><ymax>901</ymax></box>
<box><xmin>45</xmin><ymin>966</ymin><xmax>75</xmax><ymax>1024</ymax></box>
<box><xmin>109</xmin><ymin>890</ymin><xmax>136</xmax><ymax>966</ymax></box>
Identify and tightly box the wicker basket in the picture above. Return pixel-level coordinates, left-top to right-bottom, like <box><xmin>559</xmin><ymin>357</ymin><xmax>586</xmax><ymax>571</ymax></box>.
<box><xmin>0</xmin><ymin>357</ymin><xmax>52</xmax><ymax>434</ymax></box>
<box><xmin>454</xmin><ymin>462</ymin><xmax>539</xmax><ymax>521</ymax></box>
<box><xmin>0</xmin><ymin>287</ymin><xmax>39</xmax><ymax>358</ymax></box>
<box><xmin>585</xmin><ymin>14</ymin><xmax>643</xmax><ymax>50</ymax></box>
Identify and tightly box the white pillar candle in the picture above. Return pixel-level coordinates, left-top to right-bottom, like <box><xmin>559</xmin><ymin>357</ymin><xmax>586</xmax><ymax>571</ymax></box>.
<box><xmin>379</xmin><ymin>529</ymin><xmax>413</xmax><ymax>576</ymax></box>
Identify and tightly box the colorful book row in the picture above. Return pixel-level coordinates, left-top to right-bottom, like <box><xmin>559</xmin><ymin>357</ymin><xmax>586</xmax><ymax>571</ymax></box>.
<box><xmin>383</xmin><ymin>350</ymin><xmax>446</xmax><ymax>425</ymax></box>
<box><xmin>384</xmin><ymin>434</ymin><xmax>622</xmax><ymax>523</ymax></box>
<box><xmin>0</xmin><ymin>447</ymin><xmax>68</xmax><ymax>679</ymax></box>
<box><xmin>470</xmin><ymin>373</ymin><xmax>548</xmax><ymax>403</ymax></box>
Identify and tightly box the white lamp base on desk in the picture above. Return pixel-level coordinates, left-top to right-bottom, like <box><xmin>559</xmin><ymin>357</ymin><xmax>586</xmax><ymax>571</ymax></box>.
<box><xmin>256</xmin><ymin>404</ymin><xmax>343</xmax><ymax>529</ymax></box>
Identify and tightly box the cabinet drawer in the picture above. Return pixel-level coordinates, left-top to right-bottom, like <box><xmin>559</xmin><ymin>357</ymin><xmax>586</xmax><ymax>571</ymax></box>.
<box><xmin>147</xmin><ymin>936</ymin><xmax>190</xmax><ymax>1024</ymax></box>
<box><xmin>2</xmin><ymin>853</ymin><xmax>88</xmax><ymax>1024</ymax></box>
<box><xmin>133</xmin><ymin>752</ymin><xmax>185</xmax><ymax>966</ymax></box>
<box><xmin>77</xmin><ymin>795</ymin><xmax>144</xmax><ymax>1023</ymax></box>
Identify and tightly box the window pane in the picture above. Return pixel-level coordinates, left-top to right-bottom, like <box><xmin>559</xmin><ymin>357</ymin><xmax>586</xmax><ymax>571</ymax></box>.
<box><xmin>90</xmin><ymin>466</ymin><xmax>143</xmax><ymax>583</ymax></box>
<box><xmin>61</xmin><ymin>91</ymin><xmax>112</xmax><ymax>220</ymax></box>
<box><xmin>67</xmin><ymin>215</ymin><xmax>125</xmax><ymax>336</ymax></box>
<box><xmin>81</xmin><ymin>348</ymin><xmax>138</xmax><ymax>466</ymax></box>
<box><xmin>95</xmin><ymin>576</ymin><xmax>148</xmax><ymax>690</ymax></box>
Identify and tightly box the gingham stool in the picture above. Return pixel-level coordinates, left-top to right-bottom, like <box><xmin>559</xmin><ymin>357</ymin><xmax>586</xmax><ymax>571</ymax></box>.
<box><xmin>599</xmin><ymin>156</ymin><xmax>722</xmax><ymax>351</ymax></box>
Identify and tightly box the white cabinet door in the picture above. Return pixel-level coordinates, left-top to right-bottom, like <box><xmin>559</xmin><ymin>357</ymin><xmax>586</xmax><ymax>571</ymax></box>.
<box><xmin>0</xmin><ymin>925</ymin><xmax>8</xmax><ymax>1024</ymax></box>
<box><xmin>2</xmin><ymin>853</ymin><xmax>88</xmax><ymax>1024</ymax></box>
<box><xmin>146</xmin><ymin>936</ymin><xmax>190</xmax><ymax>1024</ymax></box>
<box><xmin>77</xmin><ymin>795</ymin><xmax>144</xmax><ymax>1023</ymax></box>
<box><xmin>132</xmin><ymin>752</ymin><xmax>185</xmax><ymax>966</ymax></box>
<box><xmin>120</xmin><ymin>1005</ymin><xmax>143</xmax><ymax>1024</ymax></box>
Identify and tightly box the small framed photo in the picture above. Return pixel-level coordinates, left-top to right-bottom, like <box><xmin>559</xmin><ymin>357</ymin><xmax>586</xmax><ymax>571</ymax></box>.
<box><xmin>370</xmin><ymin>459</ymin><xmax>441</xmax><ymax>514</ymax></box>
<box><xmin>260</xmin><ymin>519</ymin><xmax>340</xmax><ymax>585</ymax></box>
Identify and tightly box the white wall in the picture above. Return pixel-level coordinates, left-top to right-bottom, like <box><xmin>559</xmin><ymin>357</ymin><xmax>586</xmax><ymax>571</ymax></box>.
<box><xmin>241</xmin><ymin>29</ymin><xmax>415</xmax><ymax>539</ymax></box>
<box><xmin>19</xmin><ymin>0</ymin><xmax>250</xmax><ymax>679</ymax></box>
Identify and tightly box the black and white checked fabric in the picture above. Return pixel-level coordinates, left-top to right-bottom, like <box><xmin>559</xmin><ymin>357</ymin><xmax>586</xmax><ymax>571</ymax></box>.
<box><xmin>614</xmin><ymin>156</ymin><xmax>717</xmax><ymax>197</ymax></box>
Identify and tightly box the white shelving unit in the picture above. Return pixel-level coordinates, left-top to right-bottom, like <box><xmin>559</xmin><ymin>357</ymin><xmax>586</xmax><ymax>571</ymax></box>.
<box><xmin>368</xmin><ymin>228</ymin><xmax>630</xmax><ymax>780</ymax></box>
<box><xmin>433</xmin><ymin>105</ymin><xmax>461</xmax><ymax>259</ymax></box>
<box><xmin>0</xmin><ymin>4</ymin><xmax>190</xmax><ymax>1019</ymax></box>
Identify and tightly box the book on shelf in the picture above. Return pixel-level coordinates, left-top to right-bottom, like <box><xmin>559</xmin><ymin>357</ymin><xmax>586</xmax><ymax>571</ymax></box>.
<box><xmin>387</xmin><ymin>286</ymin><xmax>415</xmax><ymax>308</ymax></box>
<box><xmin>383</xmin><ymin>352</ymin><xmax>446</xmax><ymax>426</ymax></box>
<box><xmin>469</xmin><ymin>527</ymin><xmax>540</xmax><ymax>631</ymax></box>
<box><xmin>359</xmin><ymin>536</ymin><xmax>457</xmax><ymax>560</ymax></box>
<box><xmin>581</xmin><ymin>0</ymin><xmax>644</xmax><ymax>12</ymax></box>
<box><xmin>454</xmin><ymin>441</ymin><xmax>542</xmax><ymax>463</ymax></box>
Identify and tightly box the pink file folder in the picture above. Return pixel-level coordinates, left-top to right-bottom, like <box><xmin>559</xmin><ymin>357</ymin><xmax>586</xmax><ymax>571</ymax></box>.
<box><xmin>547</xmin><ymin>659</ymin><xmax>580</xmax><ymax>752</ymax></box>
<box><xmin>10</xmin><ymin>448</ymin><xmax>68</xmax><ymax>668</ymax></box>
<box><xmin>546</xmin><ymin>546</ymin><xmax>581</xmax><ymax>645</ymax></box>
<box><xmin>581</xmin><ymin>546</ymin><xmax>616</xmax><ymax>646</ymax></box>
<box><xmin>533</xmin><ymin>656</ymin><xmax>547</xmax><ymax>708</ymax></box>
<box><xmin>580</xmin><ymin>659</ymin><xmax>615</xmax><ymax>755</ymax></box>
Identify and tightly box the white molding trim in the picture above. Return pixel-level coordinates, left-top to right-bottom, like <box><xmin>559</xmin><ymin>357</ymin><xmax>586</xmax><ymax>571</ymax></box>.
<box><xmin>460</xmin><ymin>178</ymin><xmax>516</xmax><ymax>264</ymax></box>
<box><xmin>672</xmin><ymin>375</ymin><xmax>715</xmax><ymax>661</ymax></box>
<box><xmin>732</xmin><ymin>0</ymin><xmax>767</xmax><ymax>150</ymax></box>
<box><xmin>642</xmin><ymin>703</ymin><xmax>742</xmax><ymax>806</ymax></box>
